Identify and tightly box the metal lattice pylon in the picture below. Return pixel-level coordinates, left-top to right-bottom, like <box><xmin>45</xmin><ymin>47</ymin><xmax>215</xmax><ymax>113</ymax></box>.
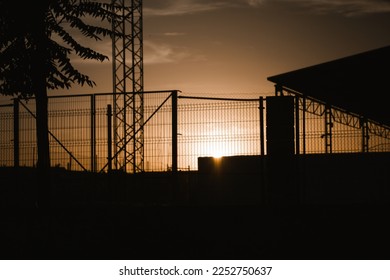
<box><xmin>111</xmin><ymin>0</ymin><xmax>144</xmax><ymax>173</ymax></box>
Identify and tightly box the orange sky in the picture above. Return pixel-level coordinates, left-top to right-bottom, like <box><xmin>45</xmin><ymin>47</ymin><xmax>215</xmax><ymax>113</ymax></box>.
<box><xmin>44</xmin><ymin>0</ymin><xmax>390</xmax><ymax>97</ymax></box>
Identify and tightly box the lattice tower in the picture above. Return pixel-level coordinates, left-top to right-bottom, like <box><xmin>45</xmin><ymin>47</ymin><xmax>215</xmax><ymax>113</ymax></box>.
<box><xmin>111</xmin><ymin>0</ymin><xmax>144</xmax><ymax>173</ymax></box>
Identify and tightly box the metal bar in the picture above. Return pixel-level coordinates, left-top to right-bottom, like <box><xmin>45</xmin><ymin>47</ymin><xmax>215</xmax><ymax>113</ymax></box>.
<box><xmin>178</xmin><ymin>96</ymin><xmax>259</xmax><ymax>102</ymax></box>
<box><xmin>325</xmin><ymin>104</ymin><xmax>332</xmax><ymax>153</ymax></box>
<box><xmin>295</xmin><ymin>95</ymin><xmax>300</xmax><ymax>155</ymax></box>
<box><xmin>91</xmin><ymin>94</ymin><xmax>96</xmax><ymax>172</ymax></box>
<box><xmin>259</xmin><ymin>97</ymin><xmax>265</xmax><ymax>156</ymax></box>
<box><xmin>107</xmin><ymin>104</ymin><xmax>112</xmax><ymax>172</ymax></box>
<box><xmin>302</xmin><ymin>96</ymin><xmax>306</xmax><ymax>154</ymax></box>
<box><xmin>48</xmin><ymin>90</ymin><xmax>179</xmax><ymax>99</ymax></box>
<box><xmin>13</xmin><ymin>99</ymin><xmax>19</xmax><ymax>168</ymax></box>
<box><xmin>171</xmin><ymin>90</ymin><xmax>178</xmax><ymax>204</ymax></box>
<box><xmin>361</xmin><ymin>117</ymin><xmax>369</xmax><ymax>152</ymax></box>
<box><xmin>275</xmin><ymin>84</ymin><xmax>283</xmax><ymax>96</ymax></box>
<box><xmin>172</xmin><ymin>90</ymin><xmax>178</xmax><ymax>173</ymax></box>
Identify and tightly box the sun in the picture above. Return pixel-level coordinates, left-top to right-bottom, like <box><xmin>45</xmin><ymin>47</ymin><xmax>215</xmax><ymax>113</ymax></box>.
<box><xmin>211</xmin><ymin>149</ymin><xmax>223</xmax><ymax>159</ymax></box>
<box><xmin>205</xmin><ymin>142</ymin><xmax>225</xmax><ymax>159</ymax></box>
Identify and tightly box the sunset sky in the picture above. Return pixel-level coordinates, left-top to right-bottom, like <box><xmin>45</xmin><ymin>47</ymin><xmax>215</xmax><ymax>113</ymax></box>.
<box><xmin>45</xmin><ymin>0</ymin><xmax>390</xmax><ymax>97</ymax></box>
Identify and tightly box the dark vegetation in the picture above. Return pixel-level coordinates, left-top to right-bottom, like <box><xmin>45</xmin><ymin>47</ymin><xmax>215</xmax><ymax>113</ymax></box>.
<box><xmin>0</xmin><ymin>1</ymin><xmax>121</xmax><ymax>208</ymax></box>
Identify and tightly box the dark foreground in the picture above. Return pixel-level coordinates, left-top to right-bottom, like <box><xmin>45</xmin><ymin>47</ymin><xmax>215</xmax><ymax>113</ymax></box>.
<box><xmin>2</xmin><ymin>205</ymin><xmax>390</xmax><ymax>260</ymax></box>
<box><xmin>1</xmin><ymin>167</ymin><xmax>389</xmax><ymax>260</ymax></box>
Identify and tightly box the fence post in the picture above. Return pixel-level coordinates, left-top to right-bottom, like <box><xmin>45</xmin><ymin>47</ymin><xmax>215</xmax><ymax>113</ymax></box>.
<box><xmin>107</xmin><ymin>104</ymin><xmax>112</xmax><ymax>172</ymax></box>
<box><xmin>171</xmin><ymin>91</ymin><xmax>179</xmax><ymax>204</ymax></box>
<box><xmin>171</xmin><ymin>91</ymin><xmax>178</xmax><ymax>173</ymax></box>
<box><xmin>361</xmin><ymin>117</ymin><xmax>369</xmax><ymax>152</ymax></box>
<box><xmin>324</xmin><ymin>103</ymin><xmax>332</xmax><ymax>153</ymax></box>
<box><xmin>259</xmin><ymin>96</ymin><xmax>265</xmax><ymax>156</ymax></box>
<box><xmin>90</xmin><ymin>94</ymin><xmax>96</xmax><ymax>172</ymax></box>
<box><xmin>13</xmin><ymin>98</ymin><xmax>19</xmax><ymax>168</ymax></box>
<box><xmin>295</xmin><ymin>95</ymin><xmax>300</xmax><ymax>155</ymax></box>
<box><xmin>302</xmin><ymin>96</ymin><xmax>306</xmax><ymax>154</ymax></box>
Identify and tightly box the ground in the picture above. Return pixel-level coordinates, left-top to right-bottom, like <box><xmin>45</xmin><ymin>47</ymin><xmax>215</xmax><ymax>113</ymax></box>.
<box><xmin>1</xmin><ymin>167</ymin><xmax>389</xmax><ymax>260</ymax></box>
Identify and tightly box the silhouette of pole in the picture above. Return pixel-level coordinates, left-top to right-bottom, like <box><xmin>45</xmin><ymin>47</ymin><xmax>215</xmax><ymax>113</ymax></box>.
<box><xmin>302</xmin><ymin>96</ymin><xmax>306</xmax><ymax>154</ymax></box>
<box><xmin>90</xmin><ymin>94</ymin><xmax>96</xmax><ymax>172</ymax></box>
<box><xmin>171</xmin><ymin>90</ymin><xmax>179</xmax><ymax>204</ymax></box>
<box><xmin>172</xmin><ymin>91</ymin><xmax>178</xmax><ymax>173</ymax></box>
<box><xmin>295</xmin><ymin>95</ymin><xmax>300</xmax><ymax>155</ymax></box>
<box><xmin>324</xmin><ymin>103</ymin><xmax>332</xmax><ymax>153</ymax></box>
<box><xmin>107</xmin><ymin>104</ymin><xmax>113</xmax><ymax>172</ymax></box>
<box><xmin>361</xmin><ymin>117</ymin><xmax>369</xmax><ymax>152</ymax></box>
<box><xmin>259</xmin><ymin>96</ymin><xmax>265</xmax><ymax>156</ymax></box>
<box><xmin>13</xmin><ymin>98</ymin><xmax>19</xmax><ymax>168</ymax></box>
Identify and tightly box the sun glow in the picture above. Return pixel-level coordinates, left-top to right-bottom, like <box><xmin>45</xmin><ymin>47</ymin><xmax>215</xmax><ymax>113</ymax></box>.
<box><xmin>211</xmin><ymin>150</ymin><xmax>223</xmax><ymax>159</ymax></box>
<box><xmin>205</xmin><ymin>142</ymin><xmax>226</xmax><ymax>159</ymax></box>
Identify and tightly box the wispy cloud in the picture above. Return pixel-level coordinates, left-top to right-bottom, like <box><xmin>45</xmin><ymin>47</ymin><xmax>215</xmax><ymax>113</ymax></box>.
<box><xmin>247</xmin><ymin>0</ymin><xmax>265</xmax><ymax>7</ymax></box>
<box><xmin>163</xmin><ymin>32</ymin><xmax>187</xmax><ymax>36</ymax></box>
<box><xmin>144</xmin><ymin>40</ymin><xmax>206</xmax><ymax>64</ymax></box>
<box><xmin>144</xmin><ymin>0</ymin><xmax>390</xmax><ymax>17</ymax></box>
<box><xmin>284</xmin><ymin>0</ymin><xmax>390</xmax><ymax>16</ymax></box>
<box><xmin>144</xmin><ymin>0</ymin><xmax>264</xmax><ymax>16</ymax></box>
<box><xmin>144</xmin><ymin>1</ymin><xmax>228</xmax><ymax>16</ymax></box>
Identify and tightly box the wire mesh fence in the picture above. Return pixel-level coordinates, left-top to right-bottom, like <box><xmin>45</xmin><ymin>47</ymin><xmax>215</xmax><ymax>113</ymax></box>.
<box><xmin>177</xmin><ymin>96</ymin><xmax>261</xmax><ymax>170</ymax></box>
<box><xmin>293</xmin><ymin>92</ymin><xmax>390</xmax><ymax>155</ymax></box>
<box><xmin>1</xmin><ymin>91</ymin><xmax>390</xmax><ymax>171</ymax></box>
<box><xmin>0</xmin><ymin>104</ymin><xmax>14</xmax><ymax>167</ymax></box>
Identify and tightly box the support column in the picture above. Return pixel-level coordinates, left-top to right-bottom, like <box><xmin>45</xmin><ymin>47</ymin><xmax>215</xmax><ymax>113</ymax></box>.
<box><xmin>361</xmin><ymin>117</ymin><xmax>369</xmax><ymax>152</ymax></box>
<box><xmin>259</xmin><ymin>96</ymin><xmax>265</xmax><ymax>156</ymax></box>
<box><xmin>275</xmin><ymin>84</ymin><xmax>283</xmax><ymax>96</ymax></box>
<box><xmin>90</xmin><ymin>94</ymin><xmax>96</xmax><ymax>172</ymax></box>
<box><xmin>295</xmin><ymin>96</ymin><xmax>300</xmax><ymax>155</ymax></box>
<box><xmin>107</xmin><ymin>104</ymin><xmax>112</xmax><ymax>172</ymax></box>
<box><xmin>171</xmin><ymin>91</ymin><xmax>179</xmax><ymax>205</ymax></box>
<box><xmin>302</xmin><ymin>96</ymin><xmax>306</xmax><ymax>154</ymax></box>
<box><xmin>324</xmin><ymin>104</ymin><xmax>332</xmax><ymax>154</ymax></box>
<box><xmin>13</xmin><ymin>99</ymin><xmax>19</xmax><ymax>168</ymax></box>
<box><xmin>171</xmin><ymin>90</ymin><xmax>178</xmax><ymax>173</ymax></box>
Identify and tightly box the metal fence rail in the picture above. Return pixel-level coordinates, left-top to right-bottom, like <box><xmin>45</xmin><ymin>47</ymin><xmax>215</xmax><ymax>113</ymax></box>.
<box><xmin>290</xmin><ymin>89</ymin><xmax>390</xmax><ymax>155</ymax></box>
<box><xmin>1</xmin><ymin>91</ymin><xmax>390</xmax><ymax>171</ymax></box>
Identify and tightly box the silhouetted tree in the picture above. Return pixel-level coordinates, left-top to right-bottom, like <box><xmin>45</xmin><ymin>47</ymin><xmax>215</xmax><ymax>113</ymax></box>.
<box><xmin>0</xmin><ymin>0</ymin><xmax>121</xmax><ymax>207</ymax></box>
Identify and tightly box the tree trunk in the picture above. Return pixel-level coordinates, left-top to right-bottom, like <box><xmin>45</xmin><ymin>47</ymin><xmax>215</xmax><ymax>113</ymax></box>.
<box><xmin>33</xmin><ymin>0</ymin><xmax>51</xmax><ymax>209</ymax></box>
<box><xmin>35</xmin><ymin>92</ymin><xmax>50</xmax><ymax>171</ymax></box>
<box><xmin>35</xmin><ymin>89</ymin><xmax>51</xmax><ymax>208</ymax></box>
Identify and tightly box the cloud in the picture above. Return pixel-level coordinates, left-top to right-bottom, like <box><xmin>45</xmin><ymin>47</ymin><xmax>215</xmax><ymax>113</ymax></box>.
<box><xmin>144</xmin><ymin>1</ymin><xmax>229</xmax><ymax>16</ymax></box>
<box><xmin>144</xmin><ymin>41</ymin><xmax>206</xmax><ymax>64</ymax></box>
<box><xmin>285</xmin><ymin>0</ymin><xmax>390</xmax><ymax>16</ymax></box>
<box><xmin>144</xmin><ymin>0</ymin><xmax>264</xmax><ymax>16</ymax></box>
<box><xmin>247</xmin><ymin>0</ymin><xmax>264</xmax><ymax>7</ymax></box>
<box><xmin>144</xmin><ymin>41</ymin><xmax>177</xmax><ymax>64</ymax></box>
<box><xmin>163</xmin><ymin>32</ymin><xmax>187</xmax><ymax>36</ymax></box>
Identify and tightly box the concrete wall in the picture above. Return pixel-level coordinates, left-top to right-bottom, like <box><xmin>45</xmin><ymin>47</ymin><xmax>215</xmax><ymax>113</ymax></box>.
<box><xmin>197</xmin><ymin>153</ymin><xmax>390</xmax><ymax>205</ymax></box>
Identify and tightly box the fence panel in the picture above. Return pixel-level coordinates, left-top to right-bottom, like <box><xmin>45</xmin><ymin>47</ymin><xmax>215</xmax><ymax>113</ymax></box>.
<box><xmin>143</xmin><ymin>91</ymin><xmax>173</xmax><ymax>172</ymax></box>
<box><xmin>296</xmin><ymin>95</ymin><xmax>390</xmax><ymax>155</ymax></box>
<box><xmin>1</xmin><ymin>92</ymin><xmax>390</xmax><ymax>171</ymax></box>
<box><xmin>178</xmin><ymin>95</ymin><xmax>260</xmax><ymax>170</ymax></box>
<box><xmin>0</xmin><ymin>104</ymin><xmax>14</xmax><ymax>167</ymax></box>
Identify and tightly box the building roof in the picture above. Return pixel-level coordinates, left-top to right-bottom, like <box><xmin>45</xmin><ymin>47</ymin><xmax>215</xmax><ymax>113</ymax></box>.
<box><xmin>267</xmin><ymin>45</ymin><xmax>390</xmax><ymax>126</ymax></box>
